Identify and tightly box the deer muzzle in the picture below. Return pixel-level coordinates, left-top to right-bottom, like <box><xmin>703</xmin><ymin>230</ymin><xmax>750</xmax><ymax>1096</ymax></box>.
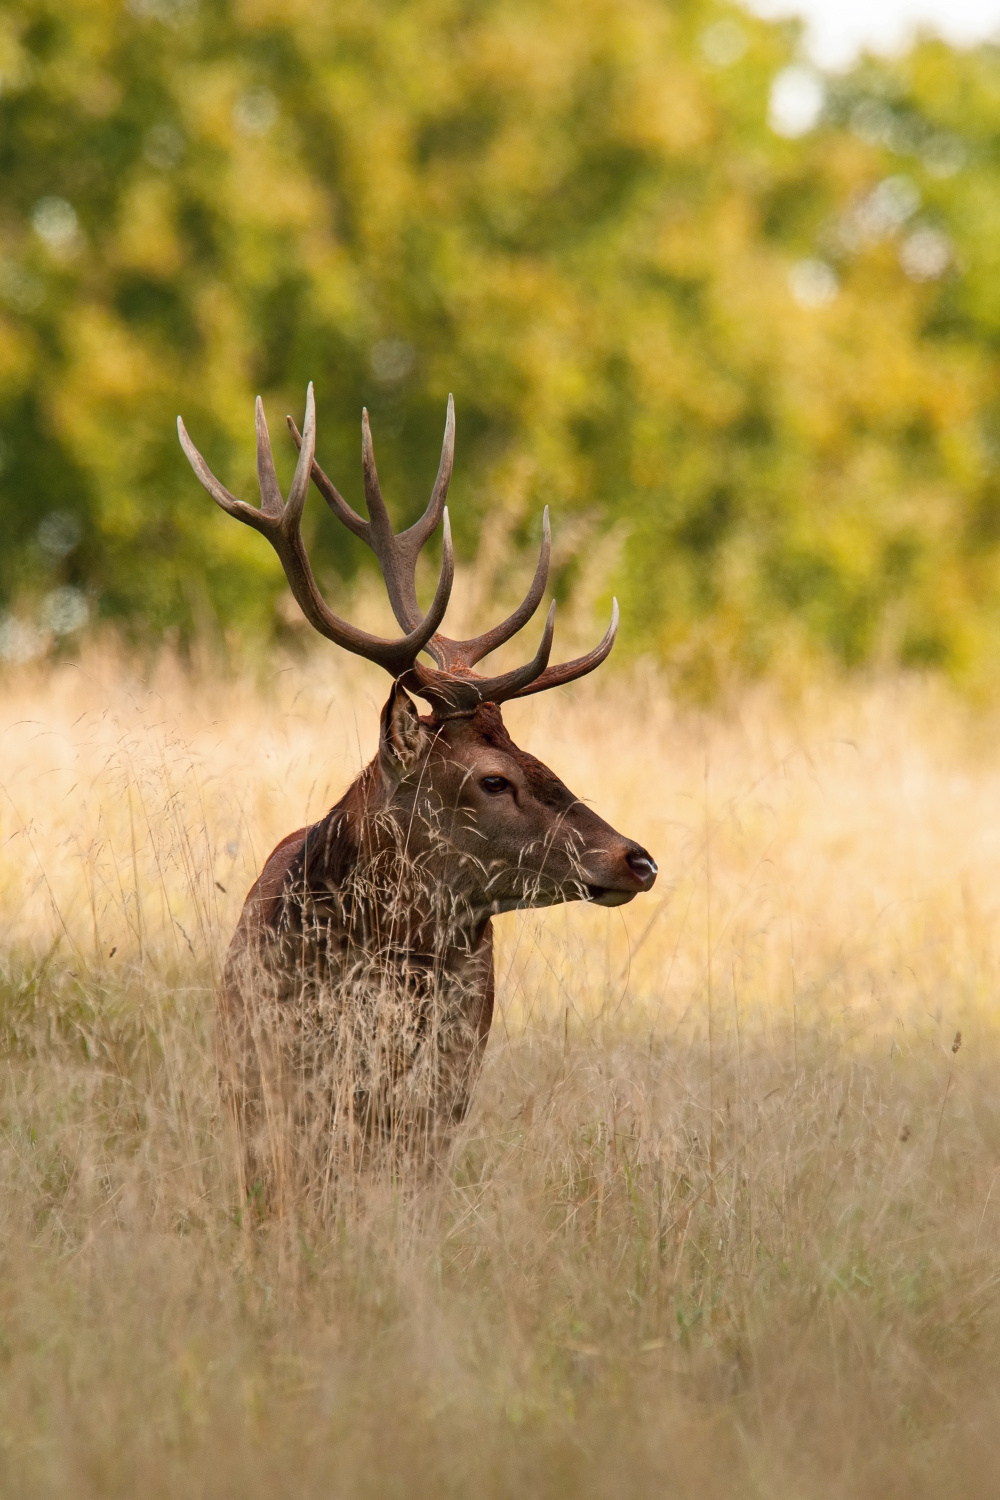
<box><xmin>584</xmin><ymin>840</ymin><xmax>658</xmax><ymax>906</ymax></box>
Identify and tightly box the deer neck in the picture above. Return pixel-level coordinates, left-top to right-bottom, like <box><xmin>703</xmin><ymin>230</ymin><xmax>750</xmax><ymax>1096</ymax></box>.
<box><xmin>309</xmin><ymin>764</ymin><xmax>488</xmax><ymax>966</ymax></box>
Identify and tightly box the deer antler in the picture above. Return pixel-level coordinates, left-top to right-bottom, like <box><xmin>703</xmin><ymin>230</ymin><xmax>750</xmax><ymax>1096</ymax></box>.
<box><xmin>178</xmin><ymin>383</ymin><xmax>453</xmax><ymax>679</ymax></box>
<box><xmin>181</xmin><ymin>385</ymin><xmax>618</xmax><ymax>715</ymax></box>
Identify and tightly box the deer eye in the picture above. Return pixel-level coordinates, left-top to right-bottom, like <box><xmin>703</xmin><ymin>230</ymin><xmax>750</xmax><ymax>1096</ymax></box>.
<box><xmin>481</xmin><ymin>775</ymin><xmax>512</xmax><ymax>795</ymax></box>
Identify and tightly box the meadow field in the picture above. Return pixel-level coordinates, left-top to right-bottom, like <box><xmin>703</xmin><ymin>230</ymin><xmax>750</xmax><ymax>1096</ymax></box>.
<box><xmin>3</xmin><ymin>638</ymin><xmax>1000</xmax><ymax>1497</ymax></box>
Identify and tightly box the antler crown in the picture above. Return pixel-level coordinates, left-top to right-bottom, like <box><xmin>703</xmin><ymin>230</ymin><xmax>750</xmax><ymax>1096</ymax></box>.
<box><xmin>177</xmin><ymin>383</ymin><xmax>618</xmax><ymax>715</ymax></box>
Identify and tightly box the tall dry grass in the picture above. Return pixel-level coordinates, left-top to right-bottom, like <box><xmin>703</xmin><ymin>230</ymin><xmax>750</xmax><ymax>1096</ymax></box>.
<box><xmin>3</xmin><ymin>638</ymin><xmax>1000</xmax><ymax>1497</ymax></box>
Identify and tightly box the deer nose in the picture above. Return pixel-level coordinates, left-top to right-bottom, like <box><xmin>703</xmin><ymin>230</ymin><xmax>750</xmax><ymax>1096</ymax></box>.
<box><xmin>625</xmin><ymin>846</ymin><xmax>658</xmax><ymax>891</ymax></box>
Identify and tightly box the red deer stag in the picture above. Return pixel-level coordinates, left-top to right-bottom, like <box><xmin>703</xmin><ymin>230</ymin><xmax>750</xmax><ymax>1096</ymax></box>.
<box><xmin>178</xmin><ymin>384</ymin><xmax>656</xmax><ymax>1182</ymax></box>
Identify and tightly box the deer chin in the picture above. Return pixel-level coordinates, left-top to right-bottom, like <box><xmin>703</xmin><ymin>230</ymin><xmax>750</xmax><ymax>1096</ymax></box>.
<box><xmin>585</xmin><ymin>884</ymin><xmax>638</xmax><ymax>907</ymax></box>
<box><xmin>487</xmin><ymin>876</ymin><xmax>627</xmax><ymax>915</ymax></box>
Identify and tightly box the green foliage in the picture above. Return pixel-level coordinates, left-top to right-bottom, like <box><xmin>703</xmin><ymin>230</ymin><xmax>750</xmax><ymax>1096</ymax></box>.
<box><xmin>3</xmin><ymin>0</ymin><xmax>1000</xmax><ymax>688</ymax></box>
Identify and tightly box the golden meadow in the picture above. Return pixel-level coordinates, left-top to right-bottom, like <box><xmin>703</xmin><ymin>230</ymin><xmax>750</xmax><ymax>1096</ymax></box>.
<box><xmin>3</xmin><ymin>632</ymin><xmax>1000</xmax><ymax>1497</ymax></box>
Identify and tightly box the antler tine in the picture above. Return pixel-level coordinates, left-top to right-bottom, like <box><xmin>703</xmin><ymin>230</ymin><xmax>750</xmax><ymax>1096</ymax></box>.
<box><xmin>178</xmin><ymin>388</ymin><xmax>455</xmax><ymax>677</ymax></box>
<box><xmin>359</xmin><ymin>408</ymin><xmax>425</xmax><ymax>631</ymax></box>
<box><xmin>286</xmin><ymin>380</ymin><xmax>317</xmax><ymax>522</ymax></box>
<box><xmin>512</xmin><ymin>598</ymin><xmax>619</xmax><ymax>699</ymax></box>
<box><xmin>442</xmin><ymin>506</ymin><xmax>550</xmax><ymax>670</ymax></box>
<box><xmin>254</xmin><ymin>380</ymin><xmax>315</xmax><ymax>532</ymax></box>
<box><xmin>286</xmin><ymin>413</ymin><xmax>369</xmax><ymax>541</ymax></box>
<box><xmin>177</xmin><ymin>417</ymin><xmax>262</xmax><ymax>529</ymax></box>
<box><xmin>400</xmin><ymin>393</ymin><xmax>454</xmax><ymax>553</ymax></box>
<box><xmin>360</xmin><ymin>407</ymin><xmax>395</xmax><ymax>543</ymax></box>
<box><xmin>255</xmin><ymin>396</ymin><xmax>286</xmax><ymax>518</ymax></box>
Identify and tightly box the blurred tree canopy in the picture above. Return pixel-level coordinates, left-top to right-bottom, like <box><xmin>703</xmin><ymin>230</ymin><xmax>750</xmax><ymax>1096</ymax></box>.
<box><xmin>3</xmin><ymin>0</ymin><xmax>1000</xmax><ymax>689</ymax></box>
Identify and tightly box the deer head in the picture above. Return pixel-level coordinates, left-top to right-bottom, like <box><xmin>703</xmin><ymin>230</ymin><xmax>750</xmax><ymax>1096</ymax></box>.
<box><xmin>178</xmin><ymin>385</ymin><xmax>657</xmax><ymax>925</ymax></box>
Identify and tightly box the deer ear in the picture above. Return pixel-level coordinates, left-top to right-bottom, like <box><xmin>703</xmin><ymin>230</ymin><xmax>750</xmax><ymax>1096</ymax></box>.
<box><xmin>379</xmin><ymin>683</ymin><xmax>430</xmax><ymax>780</ymax></box>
